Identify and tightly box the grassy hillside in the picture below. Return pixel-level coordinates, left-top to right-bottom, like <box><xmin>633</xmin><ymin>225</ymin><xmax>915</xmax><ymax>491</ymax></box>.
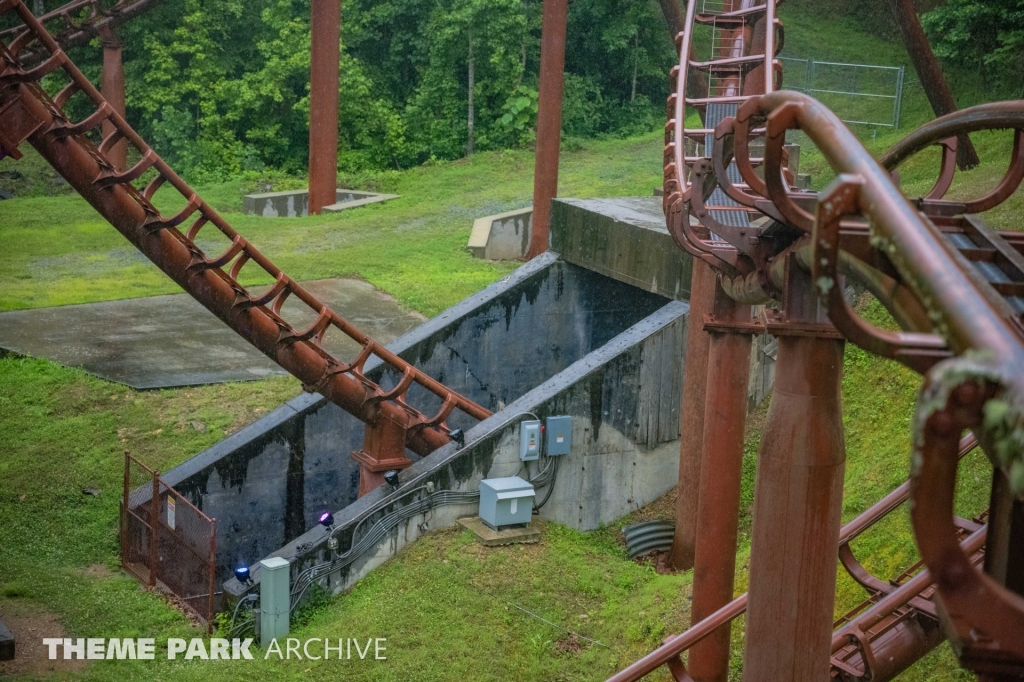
<box><xmin>0</xmin><ymin>0</ymin><xmax>1018</xmax><ymax>680</ymax></box>
<box><xmin>0</xmin><ymin>133</ymin><xmax>665</xmax><ymax>315</ymax></box>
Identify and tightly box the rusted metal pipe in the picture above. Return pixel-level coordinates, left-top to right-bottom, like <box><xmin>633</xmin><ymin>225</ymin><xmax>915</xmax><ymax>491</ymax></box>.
<box><xmin>308</xmin><ymin>0</ymin><xmax>340</xmax><ymax>215</ymax></box>
<box><xmin>0</xmin><ymin>0</ymin><xmax>167</xmax><ymax>68</ymax></box>
<box><xmin>526</xmin><ymin>0</ymin><xmax>567</xmax><ymax>259</ymax></box>
<box><xmin>606</xmin><ymin>448</ymin><xmax>979</xmax><ymax>682</ymax></box>
<box><xmin>831</xmin><ymin>526</ymin><xmax>989</xmax><ymax>681</ymax></box>
<box><xmin>99</xmin><ymin>25</ymin><xmax>126</xmax><ymax>171</ymax></box>
<box><xmin>688</xmin><ymin>286</ymin><xmax>753</xmax><ymax>682</ymax></box>
<box><xmin>670</xmin><ymin>259</ymin><xmax>716</xmax><ymax>571</ymax></box>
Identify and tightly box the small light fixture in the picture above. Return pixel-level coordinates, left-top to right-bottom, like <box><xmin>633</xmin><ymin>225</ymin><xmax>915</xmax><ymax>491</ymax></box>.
<box><xmin>318</xmin><ymin>511</ymin><xmax>335</xmax><ymax>529</ymax></box>
<box><xmin>383</xmin><ymin>470</ymin><xmax>400</xmax><ymax>488</ymax></box>
<box><xmin>418</xmin><ymin>521</ymin><xmax>429</xmax><ymax>532</ymax></box>
<box><xmin>449</xmin><ymin>428</ymin><xmax>465</xmax><ymax>449</ymax></box>
<box><xmin>327</xmin><ymin>536</ymin><xmax>339</xmax><ymax>551</ymax></box>
<box><xmin>234</xmin><ymin>565</ymin><xmax>251</xmax><ymax>585</ymax></box>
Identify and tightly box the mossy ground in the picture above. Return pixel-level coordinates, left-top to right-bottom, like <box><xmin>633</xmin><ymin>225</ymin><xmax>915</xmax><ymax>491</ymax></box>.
<box><xmin>0</xmin><ymin>2</ymin><xmax>1019</xmax><ymax>678</ymax></box>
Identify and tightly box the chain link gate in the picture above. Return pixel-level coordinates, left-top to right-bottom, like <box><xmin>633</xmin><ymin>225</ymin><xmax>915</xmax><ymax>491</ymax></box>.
<box><xmin>779</xmin><ymin>57</ymin><xmax>906</xmax><ymax>129</ymax></box>
<box><xmin>121</xmin><ymin>453</ymin><xmax>216</xmax><ymax>631</ymax></box>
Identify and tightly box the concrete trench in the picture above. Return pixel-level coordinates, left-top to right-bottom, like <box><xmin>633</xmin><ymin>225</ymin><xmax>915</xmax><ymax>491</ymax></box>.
<box><xmin>150</xmin><ymin>197</ymin><xmax>776</xmax><ymax>609</ymax></box>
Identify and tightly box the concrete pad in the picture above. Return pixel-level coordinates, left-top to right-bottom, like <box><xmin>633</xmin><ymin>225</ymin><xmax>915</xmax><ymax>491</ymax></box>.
<box><xmin>457</xmin><ymin>516</ymin><xmax>540</xmax><ymax>546</ymax></box>
<box><xmin>322</xmin><ymin>194</ymin><xmax>398</xmax><ymax>213</ymax></box>
<box><xmin>0</xmin><ymin>279</ymin><xmax>425</xmax><ymax>389</ymax></box>
<box><xmin>243</xmin><ymin>189</ymin><xmax>398</xmax><ymax>217</ymax></box>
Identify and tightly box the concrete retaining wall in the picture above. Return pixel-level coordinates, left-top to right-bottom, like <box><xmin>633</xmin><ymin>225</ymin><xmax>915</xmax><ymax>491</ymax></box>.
<box><xmin>466</xmin><ymin>207</ymin><xmax>532</xmax><ymax>260</ymax></box>
<box><xmin>551</xmin><ymin>197</ymin><xmax>693</xmax><ymax>301</ymax></box>
<box><xmin>224</xmin><ymin>301</ymin><xmax>689</xmax><ymax>602</ymax></box>
<box><xmin>163</xmin><ymin>254</ymin><xmax>671</xmax><ymax>578</ymax></box>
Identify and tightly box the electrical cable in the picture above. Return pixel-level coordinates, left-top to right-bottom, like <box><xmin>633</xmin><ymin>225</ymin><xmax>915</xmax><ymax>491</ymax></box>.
<box><xmin>228</xmin><ymin>593</ymin><xmax>258</xmax><ymax>639</ymax></box>
<box><xmin>534</xmin><ymin>456</ymin><xmax>560</xmax><ymax>510</ymax></box>
<box><xmin>228</xmin><ymin>410</ymin><xmax>551</xmax><ymax>626</ymax></box>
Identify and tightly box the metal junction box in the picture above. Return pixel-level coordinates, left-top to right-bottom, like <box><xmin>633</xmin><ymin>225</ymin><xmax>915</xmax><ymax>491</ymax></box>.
<box><xmin>520</xmin><ymin>420</ymin><xmax>541</xmax><ymax>461</ymax></box>
<box><xmin>545</xmin><ymin>416</ymin><xmax>572</xmax><ymax>455</ymax></box>
<box><xmin>479</xmin><ymin>476</ymin><xmax>535</xmax><ymax>529</ymax></box>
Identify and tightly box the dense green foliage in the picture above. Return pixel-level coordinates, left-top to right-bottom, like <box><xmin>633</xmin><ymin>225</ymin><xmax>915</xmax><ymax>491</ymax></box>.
<box><xmin>16</xmin><ymin>0</ymin><xmax>678</xmax><ymax>181</ymax></box>
<box><xmin>922</xmin><ymin>0</ymin><xmax>1024</xmax><ymax>96</ymax></box>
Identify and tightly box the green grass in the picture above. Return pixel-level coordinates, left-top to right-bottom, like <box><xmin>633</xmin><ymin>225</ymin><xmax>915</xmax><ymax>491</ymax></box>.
<box><xmin>0</xmin><ymin>298</ymin><xmax>993</xmax><ymax>681</ymax></box>
<box><xmin>0</xmin><ymin>134</ymin><xmax>665</xmax><ymax>315</ymax></box>
<box><xmin>0</xmin><ymin>2</ymin><xmax>1020</xmax><ymax>680</ymax></box>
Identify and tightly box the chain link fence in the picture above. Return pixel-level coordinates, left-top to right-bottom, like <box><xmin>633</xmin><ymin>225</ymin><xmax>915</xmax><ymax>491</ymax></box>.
<box><xmin>780</xmin><ymin>57</ymin><xmax>906</xmax><ymax>130</ymax></box>
<box><xmin>121</xmin><ymin>453</ymin><xmax>216</xmax><ymax>631</ymax></box>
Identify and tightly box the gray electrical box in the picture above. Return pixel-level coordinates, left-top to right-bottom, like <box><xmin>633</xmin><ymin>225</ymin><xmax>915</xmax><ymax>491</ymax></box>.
<box><xmin>479</xmin><ymin>476</ymin><xmax>535</xmax><ymax>529</ymax></box>
<box><xmin>519</xmin><ymin>420</ymin><xmax>541</xmax><ymax>461</ymax></box>
<box><xmin>259</xmin><ymin>556</ymin><xmax>290</xmax><ymax>644</ymax></box>
<box><xmin>545</xmin><ymin>416</ymin><xmax>572</xmax><ymax>455</ymax></box>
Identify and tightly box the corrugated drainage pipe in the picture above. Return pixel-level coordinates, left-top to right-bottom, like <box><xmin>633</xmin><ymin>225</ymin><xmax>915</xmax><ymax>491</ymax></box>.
<box><xmin>623</xmin><ymin>520</ymin><xmax>676</xmax><ymax>559</ymax></box>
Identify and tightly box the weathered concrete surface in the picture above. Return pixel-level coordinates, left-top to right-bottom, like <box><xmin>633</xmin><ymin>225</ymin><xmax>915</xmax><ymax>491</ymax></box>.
<box><xmin>467</xmin><ymin>207</ymin><xmax>532</xmax><ymax>260</ymax></box>
<box><xmin>223</xmin><ymin>300</ymin><xmax>689</xmax><ymax>604</ymax></box>
<box><xmin>242</xmin><ymin>189</ymin><xmax>398</xmax><ymax>217</ymax></box>
<box><xmin>457</xmin><ymin>516</ymin><xmax>541</xmax><ymax>546</ymax></box>
<box><xmin>0</xmin><ymin>279</ymin><xmax>423</xmax><ymax>389</ymax></box>
<box><xmin>551</xmin><ymin>197</ymin><xmax>693</xmax><ymax>301</ymax></box>
<box><xmin>163</xmin><ymin>254</ymin><xmax>671</xmax><ymax>577</ymax></box>
<box><xmin>549</xmin><ymin>196</ymin><xmax>777</xmax><ymax>408</ymax></box>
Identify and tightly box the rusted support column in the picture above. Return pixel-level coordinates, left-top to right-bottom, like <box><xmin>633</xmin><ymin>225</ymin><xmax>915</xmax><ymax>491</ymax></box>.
<box><xmin>526</xmin><ymin>0</ymin><xmax>567</xmax><ymax>259</ymax></box>
<box><xmin>887</xmin><ymin>0</ymin><xmax>978</xmax><ymax>170</ymax></box>
<box><xmin>99</xmin><ymin>26</ymin><xmax>127</xmax><ymax>172</ymax></box>
<box><xmin>669</xmin><ymin>259</ymin><xmax>716</xmax><ymax>570</ymax></box>
<box><xmin>687</xmin><ymin>283</ymin><xmax>753</xmax><ymax>682</ymax></box>
<box><xmin>352</xmin><ymin>414</ymin><xmax>413</xmax><ymax>497</ymax></box>
<box><xmin>742</xmin><ymin>258</ymin><xmax>846</xmax><ymax>682</ymax></box>
<box><xmin>308</xmin><ymin>0</ymin><xmax>340</xmax><ymax>215</ymax></box>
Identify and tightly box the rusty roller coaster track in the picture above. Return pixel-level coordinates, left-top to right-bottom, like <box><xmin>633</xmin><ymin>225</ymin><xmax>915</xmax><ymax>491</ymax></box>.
<box><xmin>2</xmin><ymin>0</ymin><xmax>1024</xmax><ymax>677</ymax></box>
<box><xmin>0</xmin><ymin>0</ymin><xmax>492</xmax><ymax>495</ymax></box>
<box><xmin>0</xmin><ymin>0</ymin><xmax>165</xmax><ymax>66</ymax></box>
<box><xmin>617</xmin><ymin>0</ymin><xmax>1024</xmax><ymax>680</ymax></box>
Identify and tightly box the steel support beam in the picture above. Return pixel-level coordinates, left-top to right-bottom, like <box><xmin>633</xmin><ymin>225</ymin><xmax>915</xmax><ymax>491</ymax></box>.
<box><xmin>687</xmin><ymin>285</ymin><xmax>753</xmax><ymax>682</ymax></box>
<box><xmin>309</xmin><ymin>0</ymin><xmax>340</xmax><ymax>215</ymax></box>
<box><xmin>670</xmin><ymin>258</ymin><xmax>716</xmax><ymax>570</ymax></box>
<box><xmin>526</xmin><ymin>0</ymin><xmax>567</xmax><ymax>260</ymax></box>
<box><xmin>99</xmin><ymin>25</ymin><xmax>126</xmax><ymax>171</ymax></box>
<box><xmin>742</xmin><ymin>260</ymin><xmax>846</xmax><ymax>682</ymax></box>
<box><xmin>352</xmin><ymin>415</ymin><xmax>413</xmax><ymax>497</ymax></box>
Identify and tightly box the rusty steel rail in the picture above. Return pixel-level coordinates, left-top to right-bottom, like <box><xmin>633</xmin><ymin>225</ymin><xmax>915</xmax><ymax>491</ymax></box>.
<box><xmin>664</xmin><ymin>0</ymin><xmax>784</xmax><ymax>277</ymax></box>
<box><xmin>0</xmin><ymin>0</ymin><xmax>165</xmax><ymax>66</ymax></box>
<box><xmin>0</xmin><ymin>1</ymin><xmax>491</xmax><ymax>465</ymax></box>
<box><xmin>711</xmin><ymin>93</ymin><xmax>1023</xmax><ymax>676</ymax></box>
<box><xmin>662</xmin><ymin>7</ymin><xmax>785</xmax><ymax>679</ymax></box>
<box><xmin>607</xmin><ymin>435</ymin><xmax>981</xmax><ymax>682</ymax></box>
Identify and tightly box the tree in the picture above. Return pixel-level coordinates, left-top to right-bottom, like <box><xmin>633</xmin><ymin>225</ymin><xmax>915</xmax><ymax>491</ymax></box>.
<box><xmin>922</xmin><ymin>0</ymin><xmax>1024</xmax><ymax>95</ymax></box>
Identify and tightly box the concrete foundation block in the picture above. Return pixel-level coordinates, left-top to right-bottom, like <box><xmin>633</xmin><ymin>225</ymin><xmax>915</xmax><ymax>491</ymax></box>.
<box><xmin>242</xmin><ymin>189</ymin><xmax>398</xmax><ymax>217</ymax></box>
<box><xmin>457</xmin><ymin>516</ymin><xmax>541</xmax><ymax>546</ymax></box>
<box><xmin>467</xmin><ymin>207</ymin><xmax>532</xmax><ymax>260</ymax></box>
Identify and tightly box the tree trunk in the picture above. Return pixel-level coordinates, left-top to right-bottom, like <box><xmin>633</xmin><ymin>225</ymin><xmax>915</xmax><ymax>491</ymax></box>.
<box><xmin>655</xmin><ymin>0</ymin><xmax>708</xmax><ymax>124</ymax></box>
<box><xmin>467</xmin><ymin>28</ymin><xmax>474</xmax><ymax>156</ymax></box>
<box><xmin>631</xmin><ymin>32</ymin><xmax>639</xmax><ymax>102</ymax></box>
<box><xmin>888</xmin><ymin>0</ymin><xmax>979</xmax><ymax>169</ymax></box>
